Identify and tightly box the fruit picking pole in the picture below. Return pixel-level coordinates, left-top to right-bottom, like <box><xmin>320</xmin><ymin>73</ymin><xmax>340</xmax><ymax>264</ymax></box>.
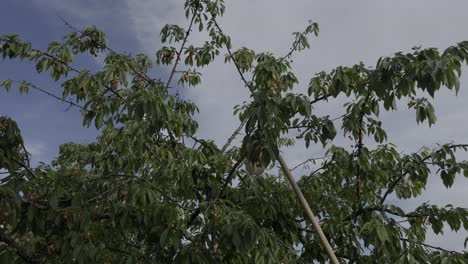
<box><xmin>277</xmin><ymin>154</ymin><xmax>340</xmax><ymax>264</ymax></box>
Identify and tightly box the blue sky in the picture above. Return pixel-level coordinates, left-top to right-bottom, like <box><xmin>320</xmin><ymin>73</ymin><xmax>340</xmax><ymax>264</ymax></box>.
<box><xmin>1</xmin><ymin>0</ymin><xmax>468</xmax><ymax>251</ymax></box>
<box><xmin>0</xmin><ymin>1</ymin><xmax>151</xmax><ymax>161</ymax></box>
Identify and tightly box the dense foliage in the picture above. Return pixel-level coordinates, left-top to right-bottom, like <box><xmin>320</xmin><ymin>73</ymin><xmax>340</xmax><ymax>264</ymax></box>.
<box><xmin>1</xmin><ymin>1</ymin><xmax>468</xmax><ymax>263</ymax></box>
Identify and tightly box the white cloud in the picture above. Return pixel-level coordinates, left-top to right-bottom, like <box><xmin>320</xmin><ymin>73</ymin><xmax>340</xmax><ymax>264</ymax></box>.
<box><xmin>25</xmin><ymin>142</ymin><xmax>47</xmax><ymax>160</ymax></box>
<box><xmin>125</xmin><ymin>0</ymin><xmax>186</xmax><ymax>54</ymax></box>
<box><xmin>32</xmin><ymin>0</ymin><xmax>121</xmax><ymax>21</ymax></box>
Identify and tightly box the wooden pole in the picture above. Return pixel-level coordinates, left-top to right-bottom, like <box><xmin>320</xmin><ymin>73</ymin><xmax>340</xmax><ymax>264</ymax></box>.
<box><xmin>277</xmin><ymin>154</ymin><xmax>340</xmax><ymax>264</ymax></box>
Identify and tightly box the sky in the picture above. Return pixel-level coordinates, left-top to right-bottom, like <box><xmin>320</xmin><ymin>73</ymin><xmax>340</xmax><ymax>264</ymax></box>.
<box><xmin>1</xmin><ymin>0</ymin><xmax>467</xmax><ymax>252</ymax></box>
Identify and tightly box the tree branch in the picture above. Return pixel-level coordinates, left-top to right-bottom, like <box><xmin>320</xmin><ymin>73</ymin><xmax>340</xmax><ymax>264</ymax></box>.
<box><xmin>165</xmin><ymin>13</ymin><xmax>197</xmax><ymax>90</ymax></box>
<box><xmin>345</xmin><ymin>205</ymin><xmax>430</xmax><ymax>221</ymax></box>
<box><xmin>31</xmin><ymin>49</ymin><xmax>126</xmax><ymax>102</ymax></box>
<box><xmin>12</xmin><ymin>80</ymin><xmax>90</xmax><ymax>113</ymax></box>
<box><xmin>221</xmin><ymin>120</ymin><xmax>245</xmax><ymax>153</ymax></box>
<box><xmin>401</xmin><ymin>238</ymin><xmax>464</xmax><ymax>255</ymax></box>
<box><xmin>290</xmin><ymin>155</ymin><xmax>330</xmax><ymax>172</ymax></box>
<box><xmin>58</xmin><ymin>15</ymin><xmax>158</xmax><ymax>87</ymax></box>
<box><xmin>355</xmin><ymin>94</ymin><xmax>370</xmax><ymax>207</ymax></box>
<box><xmin>9</xmin><ymin>156</ymin><xmax>38</xmax><ymax>180</ymax></box>
<box><xmin>211</xmin><ymin>18</ymin><xmax>254</xmax><ymax>92</ymax></box>
<box><xmin>0</xmin><ymin>228</ymin><xmax>41</xmax><ymax>263</ymax></box>
<box><xmin>380</xmin><ymin>144</ymin><xmax>468</xmax><ymax>205</ymax></box>
<box><xmin>220</xmin><ymin>154</ymin><xmax>245</xmax><ymax>198</ymax></box>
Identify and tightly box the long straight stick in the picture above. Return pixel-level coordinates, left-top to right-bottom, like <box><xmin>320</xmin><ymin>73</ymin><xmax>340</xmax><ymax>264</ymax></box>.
<box><xmin>277</xmin><ymin>154</ymin><xmax>340</xmax><ymax>264</ymax></box>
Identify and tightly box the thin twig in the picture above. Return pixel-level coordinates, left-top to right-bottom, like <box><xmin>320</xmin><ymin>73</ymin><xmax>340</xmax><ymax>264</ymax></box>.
<box><xmin>58</xmin><ymin>15</ymin><xmax>156</xmax><ymax>86</ymax></box>
<box><xmin>290</xmin><ymin>155</ymin><xmax>330</xmax><ymax>172</ymax></box>
<box><xmin>345</xmin><ymin>205</ymin><xmax>431</xmax><ymax>222</ymax></box>
<box><xmin>212</xmin><ymin>19</ymin><xmax>254</xmax><ymax>92</ymax></box>
<box><xmin>13</xmin><ymin>80</ymin><xmax>89</xmax><ymax>112</ymax></box>
<box><xmin>165</xmin><ymin>14</ymin><xmax>197</xmax><ymax>89</ymax></box>
<box><xmin>401</xmin><ymin>238</ymin><xmax>464</xmax><ymax>255</ymax></box>
<box><xmin>32</xmin><ymin>48</ymin><xmax>126</xmax><ymax>101</ymax></box>
<box><xmin>9</xmin><ymin>156</ymin><xmax>38</xmax><ymax>179</ymax></box>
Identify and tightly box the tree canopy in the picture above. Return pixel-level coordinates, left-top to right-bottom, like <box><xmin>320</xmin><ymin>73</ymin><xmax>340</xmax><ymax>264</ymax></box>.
<box><xmin>1</xmin><ymin>1</ymin><xmax>468</xmax><ymax>263</ymax></box>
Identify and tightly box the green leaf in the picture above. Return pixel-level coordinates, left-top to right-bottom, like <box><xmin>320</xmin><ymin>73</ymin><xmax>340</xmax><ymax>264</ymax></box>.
<box><xmin>95</xmin><ymin>113</ymin><xmax>103</xmax><ymax>129</ymax></box>
<box><xmin>0</xmin><ymin>250</ymin><xmax>15</xmax><ymax>263</ymax></box>
<box><xmin>376</xmin><ymin>224</ymin><xmax>389</xmax><ymax>242</ymax></box>
<box><xmin>441</xmin><ymin>170</ymin><xmax>454</xmax><ymax>188</ymax></box>
<box><xmin>0</xmin><ymin>79</ymin><xmax>12</xmax><ymax>91</ymax></box>
<box><xmin>160</xmin><ymin>228</ymin><xmax>169</xmax><ymax>247</ymax></box>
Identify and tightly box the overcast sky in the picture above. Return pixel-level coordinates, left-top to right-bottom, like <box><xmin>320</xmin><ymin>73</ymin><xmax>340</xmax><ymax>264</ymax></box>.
<box><xmin>1</xmin><ymin>0</ymin><xmax>467</xmax><ymax>252</ymax></box>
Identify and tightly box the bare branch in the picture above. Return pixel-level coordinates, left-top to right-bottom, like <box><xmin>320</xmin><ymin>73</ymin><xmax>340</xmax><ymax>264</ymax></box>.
<box><xmin>221</xmin><ymin>120</ymin><xmax>246</xmax><ymax>153</ymax></box>
<box><xmin>355</xmin><ymin>94</ymin><xmax>371</xmax><ymax>207</ymax></box>
<box><xmin>401</xmin><ymin>238</ymin><xmax>464</xmax><ymax>255</ymax></box>
<box><xmin>12</xmin><ymin>80</ymin><xmax>89</xmax><ymax>113</ymax></box>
